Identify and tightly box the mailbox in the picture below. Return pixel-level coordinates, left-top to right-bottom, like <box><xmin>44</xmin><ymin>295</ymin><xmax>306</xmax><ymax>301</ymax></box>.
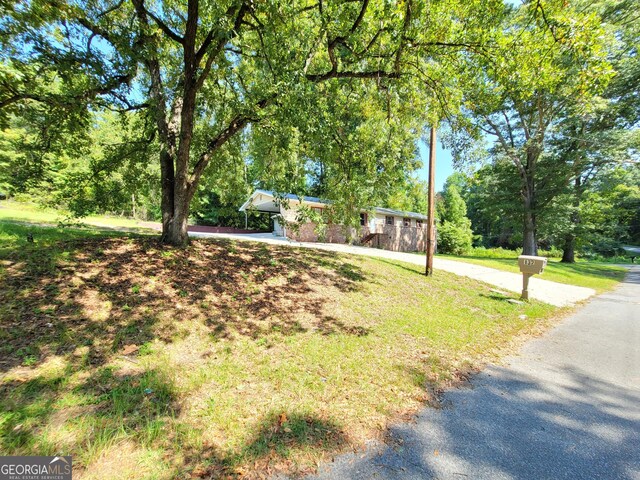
<box><xmin>518</xmin><ymin>255</ymin><xmax>547</xmax><ymax>275</ymax></box>
<box><xmin>518</xmin><ymin>255</ymin><xmax>547</xmax><ymax>300</ymax></box>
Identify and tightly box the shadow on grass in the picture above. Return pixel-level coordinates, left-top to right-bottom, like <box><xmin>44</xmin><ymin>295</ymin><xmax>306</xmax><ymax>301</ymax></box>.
<box><xmin>0</xmin><ymin>367</ymin><xmax>178</xmax><ymax>458</ymax></box>
<box><xmin>0</xmin><ymin>225</ymin><xmax>373</xmax><ymax>475</ymax></box>
<box><xmin>372</xmin><ymin>258</ymin><xmax>425</xmax><ymax>277</ymax></box>
<box><xmin>1</xmin><ymin>368</ymin><xmax>347</xmax><ymax>477</ymax></box>
<box><xmin>478</xmin><ymin>293</ymin><xmax>519</xmax><ymax>302</ymax></box>
<box><xmin>0</xmin><ymin>374</ymin><xmax>64</xmax><ymax>453</ymax></box>
<box><xmin>193</xmin><ymin>412</ymin><xmax>348</xmax><ymax>478</ymax></box>
<box><xmin>0</xmin><ymin>229</ymin><xmax>369</xmax><ymax>374</ymax></box>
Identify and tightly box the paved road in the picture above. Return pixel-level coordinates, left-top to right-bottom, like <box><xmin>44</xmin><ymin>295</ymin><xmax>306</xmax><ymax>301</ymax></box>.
<box><xmin>302</xmin><ymin>266</ymin><xmax>640</xmax><ymax>480</ymax></box>
<box><xmin>189</xmin><ymin>231</ymin><xmax>595</xmax><ymax>306</ymax></box>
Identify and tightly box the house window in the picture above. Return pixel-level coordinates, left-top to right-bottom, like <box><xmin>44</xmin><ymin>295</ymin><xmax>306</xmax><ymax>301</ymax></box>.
<box><xmin>385</xmin><ymin>216</ymin><xmax>394</xmax><ymax>225</ymax></box>
<box><xmin>403</xmin><ymin>217</ymin><xmax>411</xmax><ymax>227</ymax></box>
<box><xmin>360</xmin><ymin>213</ymin><xmax>367</xmax><ymax>226</ymax></box>
<box><xmin>416</xmin><ymin>219</ymin><xmax>423</xmax><ymax>228</ymax></box>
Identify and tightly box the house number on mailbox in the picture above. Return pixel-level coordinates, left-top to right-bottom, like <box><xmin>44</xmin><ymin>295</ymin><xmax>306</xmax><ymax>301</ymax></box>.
<box><xmin>523</xmin><ymin>259</ymin><xmax>535</xmax><ymax>266</ymax></box>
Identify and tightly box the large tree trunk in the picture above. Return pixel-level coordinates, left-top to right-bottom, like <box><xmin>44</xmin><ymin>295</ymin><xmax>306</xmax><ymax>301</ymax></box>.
<box><xmin>159</xmin><ymin>150</ymin><xmax>176</xmax><ymax>238</ymax></box>
<box><xmin>561</xmin><ymin>176</ymin><xmax>581</xmax><ymax>263</ymax></box>
<box><xmin>163</xmin><ymin>208</ymin><xmax>190</xmax><ymax>246</ymax></box>
<box><xmin>160</xmin><ymin>155</ymin><xmax>192</xmax><ymax>247</ymax></box>
<box><xmin>523</xmin><ymin>208</ymin><xmax>538</xmax><ymax>255</ymax></box>
<box><xmin>158</xmin><ymin>144</ymin><xmax>191</xmax><ymax>247</ymax></box>
<box><xmin>561</xmin><ymin>234</ymin><xmax>575</xmax><ymax>263</ymax></box>
<box><xmin>522</xmin><ymin>174</ymin><xmax>538</xmax><ymax>256</ymax></box>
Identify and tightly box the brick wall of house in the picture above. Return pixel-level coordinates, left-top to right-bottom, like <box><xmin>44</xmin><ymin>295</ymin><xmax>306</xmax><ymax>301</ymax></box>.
<box><xmin>378</xmin><ymin>224</ymin><xmax>428</xmax><ymax>252</ymax></box>
<box><xmin>287</xmin><ymin>223</ymin><xmax>348</xmax><ymax>244</ymax></box>
<box><xmin>287</xmin><ymin>221</ymin><xmax>427</xmax><ymax>252</ymax></box>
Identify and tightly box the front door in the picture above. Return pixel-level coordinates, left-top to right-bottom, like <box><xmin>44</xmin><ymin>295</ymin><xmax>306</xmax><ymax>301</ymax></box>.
<box><xmin>368</xmin><ymin>216</ymin><xmax>377</xmax><ymax>232</ymax></box>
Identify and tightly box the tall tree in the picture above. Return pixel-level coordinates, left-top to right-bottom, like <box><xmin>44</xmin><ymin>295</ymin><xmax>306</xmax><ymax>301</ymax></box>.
<box><xmin>550</xmin><ymin>0</ymin><xmax>640</xmax><ymax>262</ymax></box>
<box><xmin>447</xmin><ymin>0</ymin><xmax>614</xmax><ymax>255</ymax></box>
<box><xmin>1</xmin><ymin>0</ymin><xmax>501</xmax><ymax>245</ymax></box>
<box><xmin>579</xmin><ymin>163</ymin><xmax>640</xmax><ymax>253</ymax></box>
<box><xmin>435</xmin><ymin>179</ymin><xmax>473</xmax><ymax>255</ymax></box>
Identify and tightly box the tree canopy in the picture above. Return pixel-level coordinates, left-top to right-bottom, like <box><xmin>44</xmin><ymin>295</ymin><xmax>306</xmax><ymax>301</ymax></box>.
<box><xmin>1</xmin><ymin>0</ymin><xmax>506</xmax><ymax>245</ymax></box>
<box><xmin>445</xmin><ymin>0</ymin><xmax>616</xmax><ymax>255</ymax></box>
<box><xmin>1</xmin><ymin>0</ymin><xmax>636</xmax><ymax>258</ymax></box>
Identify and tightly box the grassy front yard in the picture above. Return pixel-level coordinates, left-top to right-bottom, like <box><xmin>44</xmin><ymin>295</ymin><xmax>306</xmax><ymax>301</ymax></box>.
<box><xmin>0</xmin><ymin>200</ymin><xmax>156</xmax><ymax>233</ymax></box>
<box><xmin>0</xmin><ymin>220</ymin><xmax>563</xmax><ymax>478</ymax></box>
<box><xmin>438</xmin><ymin>251</ymin><xmax>627</xmax><ymax>292</ymax></box>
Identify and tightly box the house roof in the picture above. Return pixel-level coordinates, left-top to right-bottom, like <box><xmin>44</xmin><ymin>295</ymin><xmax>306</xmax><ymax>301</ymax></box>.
<box><xmin>239</xmin><ymin>189</ymin><xmax>328</xmax><ymax>213</ymax></box>
<box><xmin>240</xmin><ymin>189</ymin><xmax>428</xmax><ymax>220</ymax></box>
<box><xmin>374</xmin><ymin>207</ymin><xmax>428</xmax><ymax>221</ymax></box>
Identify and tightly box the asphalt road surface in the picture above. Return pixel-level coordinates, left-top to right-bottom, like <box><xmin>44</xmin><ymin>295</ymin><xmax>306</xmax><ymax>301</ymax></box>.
<box><xmin>306</xmin><ymin>266</ymin><xmax>640</xmax><ymax>480</ymax></box>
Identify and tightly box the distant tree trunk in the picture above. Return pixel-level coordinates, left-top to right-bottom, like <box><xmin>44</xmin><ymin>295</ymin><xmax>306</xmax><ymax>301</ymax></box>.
<box><xmin>522</xmin><ymin>173</ymin><xmax>538</xmax><ymax>256</ymax></box>
<box><xmin>561</xmin><ymin>234</ymin><xmax>575</xmax><ymax>263</ymax></box>
<box><xmin>523</xmin><ymin>208</ymin><xmax>538</xmax><ymax>255</ymax></box>
<box><xmin>561</xmin><ymin>176</ymin><xmax>582</xmax><ymax>263</ymax></box>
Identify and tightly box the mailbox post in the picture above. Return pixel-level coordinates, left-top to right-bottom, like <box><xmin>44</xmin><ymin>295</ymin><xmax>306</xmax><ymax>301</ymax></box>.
<box><xmin>518</xmin><ymin>255</ymin><xmax>548</xmax><ymax>300</ymax></box>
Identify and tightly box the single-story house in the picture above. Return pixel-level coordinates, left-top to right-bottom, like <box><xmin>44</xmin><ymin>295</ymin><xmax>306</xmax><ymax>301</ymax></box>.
<box><xmin>239</xmin><ymin>189</ymin><xmax>429</xmax><ymax>252</ymax></box>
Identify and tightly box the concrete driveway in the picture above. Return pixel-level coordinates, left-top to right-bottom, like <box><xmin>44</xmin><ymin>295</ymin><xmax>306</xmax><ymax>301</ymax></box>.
<box><xmin>302</xmin><ymin>266</ymin><xmax>640</xmax><ymax>480</ymax></box>
<box><xmin>189</xmin><ymin>231</ymin><xmax>595</xmax><ymax>307</ymax></box>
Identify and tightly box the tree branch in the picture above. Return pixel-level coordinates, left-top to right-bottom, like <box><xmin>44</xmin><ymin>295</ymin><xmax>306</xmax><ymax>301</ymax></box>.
<box><xmin>145</xmin><ymin>8</ymin><xmax>185</xmax><ymax>44</ymax></box>
<box><xmin>189</xmin><ymin>95</ymin><xmax>275</xmax><ymax>191</ymax></box>
<box><xmin>394</xmin><ymin>0</ymin><xmax>412</xmax><ymax>72</ymax></box>
<box><xmin>305</xmin><ymin>0</ymin><xmax>404</xmax><ymax>82</ymax></box>
<box><xmin>75</xmin><ymin>16</ymin><xmax>117</xmax><ymax>46</ymax></box>
<box><xmin>485</xmin><ymin>114</ymin><xmax>527</xmax><ymax>179</ymax></box>
<box><xmin>0</xmin><ymin>93</ymin><xmax>44</xmax><ymax>109</ymax></box>
<box><xmin>131</xmin><ymin>0</ymin><xmax>171</xmax><ymax>147</ymax></box>
<box><xmin>306</xmin><ymin>69</ymin><xmax>400</xmax><ymax>82</ymax></box>
<box><xmin>194</xmin><ymin>2</ymin><xmax>248</xmax><ymax>90</ymax></box>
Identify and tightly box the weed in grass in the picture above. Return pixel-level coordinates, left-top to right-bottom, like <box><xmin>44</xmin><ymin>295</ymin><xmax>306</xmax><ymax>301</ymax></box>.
<box><xmin>16</xmin><ymin>346</ymin><xmax>40</xmax><ymax>366</ymax></box>
<box><xmin>21</xmin><ymin>355</ymin><xmax>39</xmax><ymax>367</ymax></box>
<box><xmin>137</xmin><ymin>342</ymin><xmax>154</xmax><ymax>356</ymax></box>
<box><xmin>255</xmin><ymin>337</ymin><xmax>272</xmax><ymax>348</ymax></box>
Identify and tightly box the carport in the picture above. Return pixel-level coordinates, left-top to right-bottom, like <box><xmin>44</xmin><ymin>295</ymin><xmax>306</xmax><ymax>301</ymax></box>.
<box><xmin>238</xmin><ymin>190</ymin><xmax>282</xmax><ymax>232</ymax></box>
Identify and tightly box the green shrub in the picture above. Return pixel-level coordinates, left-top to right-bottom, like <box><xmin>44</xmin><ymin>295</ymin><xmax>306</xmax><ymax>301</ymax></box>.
<box><xmin>538</xmin><ymin>247</ymin><xmax>563</xmax><ymax>258</ymax></box>
<box><xmin>437</xmin><ymin>220</ymin><xmax>473</xmax><ymax>255</ymax></box>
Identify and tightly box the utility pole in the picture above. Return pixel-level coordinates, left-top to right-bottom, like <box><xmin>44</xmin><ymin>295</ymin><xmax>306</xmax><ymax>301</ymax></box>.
<box><xmin>426</xmin><ymin>126</ymin><xmax>436</xmax><ymax>276</ymax></box>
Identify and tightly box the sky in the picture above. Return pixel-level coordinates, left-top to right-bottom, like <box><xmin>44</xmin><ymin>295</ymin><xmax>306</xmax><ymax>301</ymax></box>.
<box><xmin>417</xmin><ymin>136</ymin><xmax>455</xmax><ymax>193</ymax></box>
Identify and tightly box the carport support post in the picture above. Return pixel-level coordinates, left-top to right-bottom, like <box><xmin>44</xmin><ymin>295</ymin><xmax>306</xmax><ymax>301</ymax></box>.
<box><xmin>521</xmin><ymin>273</ymin><xmax>532</xmax><ymax>300</ymax></box>
<box><xmin>426</xmin><ymin>126</ymin><xmax>436</xmax><ymax>276</ymax></box>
